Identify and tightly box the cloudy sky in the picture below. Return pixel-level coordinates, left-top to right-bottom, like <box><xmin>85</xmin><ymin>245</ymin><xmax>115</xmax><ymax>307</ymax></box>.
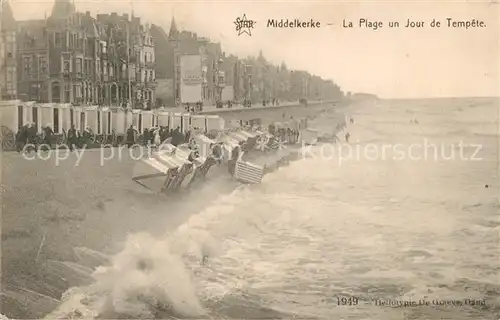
<box><xmin>8</xmin><ymin>0</ymin><xmax>499</xmax><ymax>98</ymax></box>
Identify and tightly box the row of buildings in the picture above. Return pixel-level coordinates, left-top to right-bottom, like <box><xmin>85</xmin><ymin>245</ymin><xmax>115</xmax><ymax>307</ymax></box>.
<box><xmin>152</xmin><ymin>17</ymin><xmax>343</xmax><ymax>106</ymax></box>
<box><xmin>1</xmin><ymin>0</ymin><xmax>342</xmax><ymax>108</ymax></box>
<box><xmin>1</xmin><ymin>0</ymin><xmax>156</xmax><ymax>108</ymax></box>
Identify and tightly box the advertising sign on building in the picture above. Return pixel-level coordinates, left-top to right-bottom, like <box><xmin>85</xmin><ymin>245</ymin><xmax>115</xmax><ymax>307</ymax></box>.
<box><xmin>180</xmin><ymin>55</ymin><xmax>203</xmax><ymax>103</ymax></box>
<box><xmin>180</xmin><ymin>55</ymin><xmax>202</xmax><ymax>85</ymax></box>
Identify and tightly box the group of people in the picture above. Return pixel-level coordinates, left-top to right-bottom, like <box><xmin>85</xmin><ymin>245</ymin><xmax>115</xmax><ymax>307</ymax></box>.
<box><xmin>15</xmin><ymin>123</ymin><xmax>40</xmax><ymax>152</ymax></box>
<box><xmin>184</xmin><ymin>102</ymin><xmax>204</xmax><ymax>113</ymax></box>
<box><xmin>125</xmin><ymin>125</ymin><xmax>198</xmax><ymax>149</ymax></box>
<box><xmin>268</xmin><ymin>123</ymin><xmax>300</xmax><ymax>145</ymax></box>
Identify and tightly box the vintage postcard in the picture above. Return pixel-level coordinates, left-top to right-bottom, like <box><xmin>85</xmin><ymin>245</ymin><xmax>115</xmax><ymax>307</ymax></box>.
<box><xmin>0</xmin><ymin>0</ymin><xmax>498</xmax><ymax>319</ymax></box>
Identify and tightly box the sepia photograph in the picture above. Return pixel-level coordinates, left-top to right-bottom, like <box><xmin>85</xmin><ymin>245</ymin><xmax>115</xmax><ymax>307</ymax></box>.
<box><xmin>0</xmin><ymin>0</ymin><xmax>498</xmax><ymax>319</ymax></box>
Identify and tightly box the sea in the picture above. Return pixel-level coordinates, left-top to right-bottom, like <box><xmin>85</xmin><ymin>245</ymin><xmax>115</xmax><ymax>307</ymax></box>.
<box><xmin>9</xmin><ymin>98</ymin><xmax>500</xmax><ymax>319</ymax></box>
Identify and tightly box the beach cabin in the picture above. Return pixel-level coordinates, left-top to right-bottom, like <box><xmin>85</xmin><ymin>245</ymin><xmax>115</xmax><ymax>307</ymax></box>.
<box><xmin>71</xmin><ymin>106</ymin><xmax>84</xmax><ymax>134</ymax></box>
<box><xmin>190</xmin><ymin>115</ymin><xmax>207</xmax><ymax>132</ymax></box>
<box><xmin>239</xmin><ymin>130</ymin><xmax>259</xmax><ymax>150</ymax></box>
<box><xmin>132</xmin><ymin>151</ymin><xmax>180</xmax><ymax>192</ymax></box>
<box><xmin>27</xmin><ymin>102</ymin><xmax>41</xmax><ymax>132</ymax></box>
<box><xmin>234</xmin><ymin>159</ymin><xmax>265</xmax><ymax>184</ymax></box>
<box><xmin>157</xmin><ymin>111</ymin><xmax>170</xmax><ymax>127</ymax></box>
<box><xmin>218</xmin><ymin>134</ymin><xmax>240</xmax><ymax>163</ymax></box>
<box><xmin>300</xmin><ymin>128</ymin><xmax>319</xmax><ymax>145</ymax></box>
<box><xmin>131</xmin><ymin>109</ymin><xmax>143</xmax><ymax>133</ymax></box>
<box><xmin>171</xmin><ymin>113</ymin><xmax>183</xmax><ymax>132</ymax></box>
<box><xmin>228</xmin><ymin>131</ymin><xmax>249</xmax><ymax>150</ymax></box>
<box><xmin>58</xmin><ymin>104</ymin><xmax>72</xmax><ymax>134</ymax></box>
<box><xmin>205</xmin><ymin>115</ymin><xmax>225</xmax><ymax>132</ymax></box>
<box><xmin>193</xmin><ymin>133</ymin><xmax>215</xmax><ymax>159</ymax></box>
<box><xmin>100</xmin><ymin>107</ymin><xmax>112</xmax><ymax>136</ymax></box>
<box><xmin>142</xmin><ymin>110</ymin><xmax>155</xmax><ymax>131</ymax></box>
<box><xmin>174</xmin><ymin>145</ymin><xmax>197</xmax><ymax>188</ymax></box>
<box><xmin>39</xmin><ymin>103</ymin><xmax>54</xmax><ymax>131</ymax></box>
<box><xmin>84</xmin><ymin>106</ymin><xmax>100</xmax><ymax>135</ymax></box>
<box><xmin>159</xmin><ymin>145</ymin><xmax>193</xmax><ymax>189</ymax></box>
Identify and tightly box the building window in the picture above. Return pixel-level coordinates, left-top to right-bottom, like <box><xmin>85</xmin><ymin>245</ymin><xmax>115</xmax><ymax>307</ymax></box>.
<box><xmin>74</xmin><ymin>84</ymin><xmax>82</xmax><ymax>99</ymax></box>
<box><xmin>96</xmin><ymin>60</ymin><xmax>101</xmax><ymax>75</ymax></box>
<box><xmin>38</xmin><ymin>55</ymin><xmax>48</xmax><ymax>76</ymax></box>
<box><xmin>64</xmin><ymin>83</ymin><xmax>71</xmax><ymax>103</ymax></box>
<box><xmin>109</xmin><ymin>63</ymin><xmax>114</xmax><ymax>77</ymax></box>
<box><xmin>51</xmin><ymin>82</ymin><xmax>61</xmax><ymax>102</ymax></box>
<box><xmin>63</xmin><ymin>60</ymin><xmax>70</xmax><ymax>74</ymax></box>
<box><xmin>75</xmin><ymin>58</ymin><xmax>82</xmax><ymax>74</ymax></box>
<box><xmin>103</xmin><ymin>61</ymin><xmax>108</xmax><ymax>75</ymax></box>
<box><xmin>23</xmin><ymin>56</ymin><xmax>33</xmax><ymax>79</ymax></box>
<box><xmin>55</xmin><ymin>32</ymin><xmax>62</xmax><ymax>47</ymax></box>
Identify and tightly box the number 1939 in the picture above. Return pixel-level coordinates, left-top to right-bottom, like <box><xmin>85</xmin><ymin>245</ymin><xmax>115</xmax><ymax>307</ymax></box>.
<box><xmin>337</xmin><ymin>297</ymin><xmax>359</xmax><ymax>306</ymax></box>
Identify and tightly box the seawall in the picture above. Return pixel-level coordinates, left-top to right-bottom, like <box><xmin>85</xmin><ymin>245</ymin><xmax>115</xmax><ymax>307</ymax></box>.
<box><xmin>198</xmin><ymin>100</ymin><xmax>338</xmax><ymax>123</ymax></box>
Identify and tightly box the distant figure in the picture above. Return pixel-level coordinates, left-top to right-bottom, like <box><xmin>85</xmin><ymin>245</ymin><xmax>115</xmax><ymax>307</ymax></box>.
<box><xmin>126</xmin><ymin>125</ymin><xmax>136</xmax><ymax>148</ymax></box>
<box><xmin>485</xmin><ymin>184</ymin><xmax>489</xmax><ymax>188</ymax></box>
<box><xmin>153</xmin><ymin>127</ymin><xmax>161</xmax><ymax>147</ymax></box>
<box><xmin>67</xmin><ymin>124</ymin><xmax>78</xmax><ymax>151</ymax></box>
<box><xmin>350</xmin><ymin>118</ymin><xmax>354</xmax><ymax>124</ymax></box>
<box><xmin>345</xmin><ymin>132</ymin><xmax>350</xmax><ymax>143</ymax></box>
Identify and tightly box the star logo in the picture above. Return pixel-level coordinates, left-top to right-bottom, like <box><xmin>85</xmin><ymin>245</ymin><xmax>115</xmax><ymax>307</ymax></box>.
<box><xmin>234</xmin><ymin>14</ymin><xmax>256</xmax><ymax>36</ymax></box>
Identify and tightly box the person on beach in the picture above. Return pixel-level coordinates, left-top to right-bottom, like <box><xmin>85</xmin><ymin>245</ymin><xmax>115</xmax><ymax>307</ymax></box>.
<box><xmin>153</xmin><ymin>127</ymin><xmax>161</xmax><ymax>148</ymax></box>
<box><xmin>67</xmin><ymin>125</ymin><xmax>78</xmax><ymax>151</ymax></box>
<box><xmin>126</xmin><ymin>125</ymin><xmax>136</xmax><ymax>148</ymax></box>
<box><xmin>16</xmin><ymin>125</ymin><xmax>27</xmax><ymax>152</ymax></box>
<box><xmin>42</xmin><ymin>125</ymin><xmax>54</xmax><ymax>150</ymax></box>
<box><xmin>345</xmin><ymin>132</ymin><xmax>350</xmax><ymax>143</ymax></box>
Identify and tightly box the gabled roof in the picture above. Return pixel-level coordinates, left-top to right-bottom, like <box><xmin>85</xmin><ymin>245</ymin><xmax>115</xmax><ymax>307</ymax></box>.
<box><xmin>50</xmin><ymin>0</ymin><xmax>75</xmax><ymax>19</ymax></box>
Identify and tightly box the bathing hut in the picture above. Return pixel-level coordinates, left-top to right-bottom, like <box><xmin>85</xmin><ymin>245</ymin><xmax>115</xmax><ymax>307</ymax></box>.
<box><xmin>132</xmin><ymin>151</ymin><xmax>181</xmax><ymax>192</ymax></box>
<box><xmin>157</xmin><ymin>110</ymin><xmax>170</xmax><ymax>127</ymax></box>
<box><xmin>142</xmin><ymin>110</ymin><xmax>155</xmax><ymax>131</ymax></box>
<box><xmin>100</xmin><ymin>107</ymin><xmax>112</xmax><ymax>137</ymax></box>
<box><xmin>300</xmin><ymin>128</ymin><xmax>319</xmax><ymax>145</ymax></box>
<box><xmin>193</xmin><ymin>133</ymin><xmax>215</xmax><ymax>158</ymax></box>
<box><xmin>205</xmin><ymin>115</ymin><xmax>225</xmax><ymax>131</ymax></box>
<box><xmin>38</xmin><ymin>103</ymin><xmax>54</xmax><ymax>130</ymax></box>
<box><xmin>238</xmin><ymin>130</ymin><xmax>259</xmax><ymax>150</ymax></box>
<box><xmin>234</xmin><ymin>159</ymin><xmax>265</xmax><ymax>184</ymax></box>
<box><xmin>58</xmin><ymin>104</ymin><xmax>72</xmax><ymax>134</ymax></box>
<box><xmin>171</xmin><ymin>113</ymin><xmax>183</xmax><ymax>131</ymax></box>
<box><xmin>217</xmin><ymin>134</ymin><xmax>240</xmax><ymax>163</ymax></box>
<box><xmin>84</xmin><ymin>106</ymin><xmax>99</xmax><ymax>134</ymax></box>
<box><xmin>190</xmin><ymin>115</ymin><xmax>207</xmax><ymax>132</ymax></box>
<box><xmin>156</xmin><ymin>144</ymin><xmax>193</xmax><ymax>190</ymax></box>
<box><xmin>228</xmin><ymin>131</ymin><xmax>249</xmax><ymax>151</ymax></box>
